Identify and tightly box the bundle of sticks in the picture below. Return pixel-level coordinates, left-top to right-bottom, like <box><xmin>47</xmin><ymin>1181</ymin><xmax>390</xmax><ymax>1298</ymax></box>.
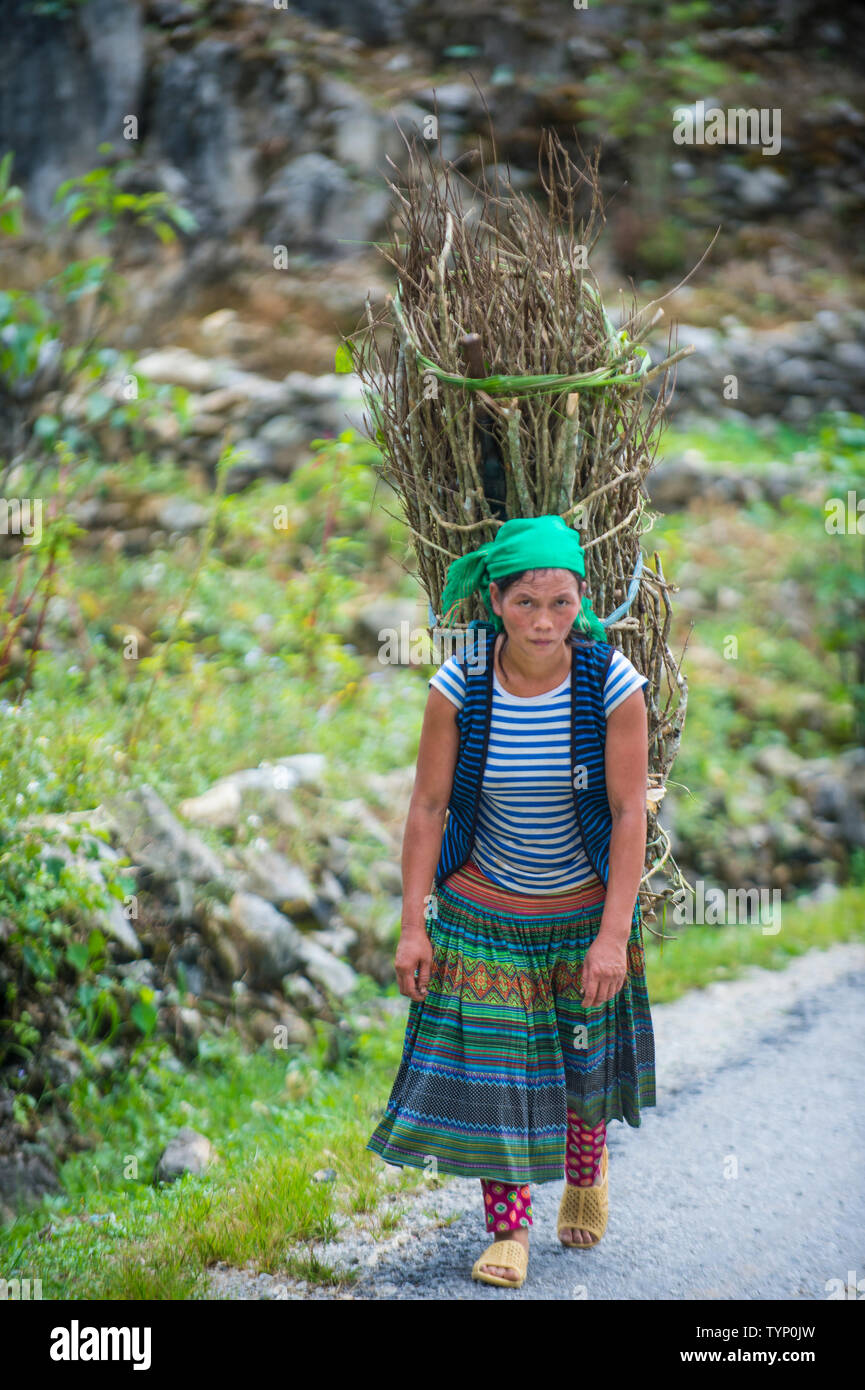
<box><xmin>349</xmin><ymin>130</ymin><xmax>697</xmax><ymax>925</ymax></box>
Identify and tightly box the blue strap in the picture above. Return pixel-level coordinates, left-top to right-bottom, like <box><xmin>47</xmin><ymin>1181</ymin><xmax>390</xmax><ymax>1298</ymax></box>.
<box><xmin>601</xmin><ymin>551</ymin><xmax>644</xmax><ymax>627</ymax></box>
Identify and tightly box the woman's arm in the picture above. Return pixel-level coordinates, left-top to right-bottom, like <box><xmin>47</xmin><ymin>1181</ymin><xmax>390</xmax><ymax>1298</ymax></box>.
<box><xmin>581</xmin><ymin>688</ymin><xmax>649</xmax><ymax>1007</ymax></box>
<box><xmin>394</xmin><ymin>686</ymin><xmax>460</xmax><ymax>1001</ymax></box>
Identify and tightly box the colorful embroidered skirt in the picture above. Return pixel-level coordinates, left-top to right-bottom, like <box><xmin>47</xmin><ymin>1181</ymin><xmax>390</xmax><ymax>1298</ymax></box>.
<box><xmin>366</xmin><ymin>858</ymin><xmax>656</xmax><ymax>1184</ymax></box>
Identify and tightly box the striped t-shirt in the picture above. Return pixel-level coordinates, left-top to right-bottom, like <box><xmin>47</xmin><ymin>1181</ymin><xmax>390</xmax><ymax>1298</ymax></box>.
<box><xmin>429</xmin><ymin>646</ymin><xmax>648</xmax><ymax>894</ymax></box>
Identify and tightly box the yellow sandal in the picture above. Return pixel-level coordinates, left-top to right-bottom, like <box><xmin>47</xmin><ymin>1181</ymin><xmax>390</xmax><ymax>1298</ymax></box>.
<box><xmin>557</xmin><ymin>1144</ymin><xmax>609</xmax><ymax>1248</ymax></box>
<box><xmin>471</xmin><ymin>1238</ymin><xmax>529</xmax><ymax>1288</ymax></box>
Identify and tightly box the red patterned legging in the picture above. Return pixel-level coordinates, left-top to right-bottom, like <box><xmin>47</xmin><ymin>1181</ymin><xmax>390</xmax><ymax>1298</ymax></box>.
<box><xmin>480</xmin><ymin>1109</ymin><xmax>606</xmax><ymax>1232</ymax></box>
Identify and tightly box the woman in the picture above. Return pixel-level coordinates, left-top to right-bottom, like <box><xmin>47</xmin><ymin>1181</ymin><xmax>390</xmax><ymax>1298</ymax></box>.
<box><xmin>366</xmin><ymin>515</ymin><xmax>656</xmax><ymax>1288</ymax></box>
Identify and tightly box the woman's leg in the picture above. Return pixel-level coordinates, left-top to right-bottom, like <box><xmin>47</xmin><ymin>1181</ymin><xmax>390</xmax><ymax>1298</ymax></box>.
<box><xmin>564</xmin><ymin>1109</ymin><xmax>606</xmax><ymax>1186</ymax></box>
<box><xmin>477</xmin><ymin>1179</ymin><xmax>532</xmax><ymax>1282</ymax></box>
<box><xmin>479</xmin><ymin>1179</ymin><xmax>533</xmax><ymax>1234</ymax></box>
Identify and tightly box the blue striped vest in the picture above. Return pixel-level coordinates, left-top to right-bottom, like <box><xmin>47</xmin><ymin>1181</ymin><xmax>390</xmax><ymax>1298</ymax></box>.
<box><xmin>434</xmin><ymin>622</ymin><xmax>616</xmax><ymax>889</ymax></box>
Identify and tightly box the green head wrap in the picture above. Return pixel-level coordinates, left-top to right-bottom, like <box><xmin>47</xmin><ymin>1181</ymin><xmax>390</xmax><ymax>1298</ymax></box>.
<box><xmin>439</xmin><ymin>514</ymin><xmax>607</xmax><ymax>642</ymax></box>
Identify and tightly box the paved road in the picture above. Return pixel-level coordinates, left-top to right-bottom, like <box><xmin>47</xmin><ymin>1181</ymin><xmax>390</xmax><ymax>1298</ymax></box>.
<box><xmin>210</xmin><ymin>943</ymin><xmax>865</xmax><ymax>1301</ymax></box>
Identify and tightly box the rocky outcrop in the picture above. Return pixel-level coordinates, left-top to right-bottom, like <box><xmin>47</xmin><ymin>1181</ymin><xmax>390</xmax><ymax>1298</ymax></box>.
<box><xmin>46</xmin><ymin>352</ymin><xmax>369</xmax><ymax>497</ymax></box>
<box><xmin>666</xmin><ymin>747</ymin><xmax>865</xmax><ymax>896</ymax></box>
<box><xmin>654</xmin><ymin>309</ymin><xmax>865</xmax><ymax>424</ymax></box>
<box><xmin>644</xmin><ymin>449</ymin><xmax>822</xmax><ymax>512</ymax></box>
<box><xmin>2</xmin><ymin>0</ymin><xmax>862</xmax><ymax>262</ymax></box>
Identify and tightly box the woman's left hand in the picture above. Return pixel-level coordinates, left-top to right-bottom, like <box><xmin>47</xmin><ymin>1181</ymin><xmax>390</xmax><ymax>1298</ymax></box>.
<box><xmin>581</xmin><ymin>933</ymin><xmax>628</xmax><ymax>1008</ymax></box>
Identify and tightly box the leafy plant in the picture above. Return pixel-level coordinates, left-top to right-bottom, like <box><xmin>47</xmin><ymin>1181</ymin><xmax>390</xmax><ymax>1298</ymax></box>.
<box><xmin>0</xmin><ymin>822</ymin><xmax>127</xmax><ymax>1072</ymax></box>
<box><xmin>0</xmin><ymin>144</ymin><xmax>197</xmax><ymax>485</ymax></box>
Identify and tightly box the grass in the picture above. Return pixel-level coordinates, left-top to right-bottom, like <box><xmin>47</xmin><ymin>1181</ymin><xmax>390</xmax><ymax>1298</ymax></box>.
<box><xmin>654</xmin><ymin>413</ymin><xmax>820</xmax><ymax>471</ymax></box>
<box><xmin>643</xmin><ymin>884</ymin><xmax>865</xmax><ymax>1000</ymax></box>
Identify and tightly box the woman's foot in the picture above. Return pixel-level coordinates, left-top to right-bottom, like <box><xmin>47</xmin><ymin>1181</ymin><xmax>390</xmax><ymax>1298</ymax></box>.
<box><xmin>559</xmin><ymin>1163</ymin><xmax>605</xmax><ymax>1246</ymax></box>
<box><xmin>478</xmin><ymin>1227</ymin><xmax>530</xmax><ymax>1281</ymax></box>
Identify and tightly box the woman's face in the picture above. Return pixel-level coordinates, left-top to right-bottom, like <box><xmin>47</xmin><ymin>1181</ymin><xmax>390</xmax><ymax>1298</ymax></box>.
<box><xmin>488</xmin><ymin>569</ymin><xmax>587</xmax><ymax>650</ymax></box>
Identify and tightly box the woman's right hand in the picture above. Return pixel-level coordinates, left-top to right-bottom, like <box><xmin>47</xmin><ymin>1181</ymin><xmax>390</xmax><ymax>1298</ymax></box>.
<box><xmin>395</xmin><ymin>927</ymin><xmax>434</xmax><ymax>1003</ymax></box>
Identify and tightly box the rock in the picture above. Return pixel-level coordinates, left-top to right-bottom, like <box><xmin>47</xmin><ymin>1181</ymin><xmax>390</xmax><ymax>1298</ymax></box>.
<box><xmin>797</xmin><ymin>880</ymin><xmax>840</xmax><ymax>906</ymax></box>
<box><xmin>254</xmin><ymin>414</ymin><xmax>307</xmax><ymax>471</ymax></box>
<box><xmin>377</xmin><ymin>1163</ymin><xmax>404</xmax><ymax>1185</ymax></box>
<box><xmin>200</xmin><ymin>902</ymin><xmax>243</xmax><ymax>980</ymax></box>
<box><xmin>312</xmin><ymin>1168</ymin><xmax>337</xmax><ymax>1183</ymax></box>
<box><xmin>413</xmin><ymin>83</ymin><xmax>484</xmax><ymax>116</ymax></box>
<box><xmin>133</xmin><ymin>347</ymin><xmax>218</xmax><ymax>391</ymax></box>
<box><xmin>338</xmin><ymin>799</ymin><xmax>396</xmax><ymax>849</ymax></box>
<box><xmin>257</xmin><ymin>153</ymin><xmax>390</xmax><ymax>259</ymax></box>
<box><xmin>279</xmin><ymin>370</ymin><xmax>368</xmax><ymax>438</ymax></box>
<box><xmin>774</xmin><ymin>358</ymin><xmax>818</xmax><ymax>394</ymax></box>
<box><xmin>789</xmin><ymin>691</ymin><xmax>835</xmax><ymax>733</ymax></box>
<box><xmin>0</xmin><ymin>0</ymin><xmax>145</xmax><ymax>222</ymax></box>
<box><xmin>147</xmin><ymin>414</ymin><xmax>182</xmax><ymax>445</ymax></box>
<box><xmin>324</xmin><ymin>81</ymin><xmax>386</xmax><ymax>174</ymax></box>
<box><xmin>832</xmin><ymin>342</ymin><xmax>865</xmax><ymax>379</ymax></box>
<box><xmin>147</xmin><ymin>39</ymin><xmax>258</xmax><ymax>234</ymax></box>
<box><xmin>317</xmin><ymin>869</ymin><xmax>347</xmax><ymax>905</ymax></box>
<box><xmin>276</xmin><ymin>1005</ymin><xmax>314</xmax><ymax>1046</ymax></box>
<box><xmin>752</xmin><ymin>746</ymin><xmax>806</xmax><ymax>783</ymax></box>
<box><xmin>117</xmin><ymin>959</ymin><xmax>160</xmax><ymax>989</ymax></box>
<box><xmin>196</xmin><ymin>386</ymin><xmax>250</xmax><ymax>413</ymax></box>
<box><xmin>644</xmin><ymin>454</ymin><xmax>706</xmax><ymax>510</ymax></box>
<box><xmin>326</xmin><ymin>835</ymin><xmax>353</xmax><ymax>877</ymax></box>
<box><xmin>167</xmin><ymin>1005</ymin><xmax>203</xmax><ymax>1059</ymax></box>
<box><xmin>228</xmin><ymin>892</ymin><xmax>306</xmax><ymax>987</ymax></box>
<box><xmin>814</xmin><ymin>309</ymin><xmax>848</xmax><ymax>342</ymax></box>
<box><xmin>180</xmin><ymin>757</ymin><xmax>324</xmax><ymax>829</ymax></box>
<box><xmin>101</xmin><ymin>785</ymin><xmax>226</xmax><ymax>887</ymax></box>
<box><xmin>295</xmin><ymin>935</ymin><xmax>358</xmax><ymax>999</ymax></box>
<box><xmin>811</xmin><ymin>777</ymin><xmax>865</xmax><ymax>845</ymax></box>
<box><xmin>226</xmin><ymin>436</ymin><xmax>274</xmax><ymax>485</ymax></box>
<box><xmin>154</xmin><ymin>498</ymin><xmax>210</xmax><ymax>533</ymax></box>
<box><xmin>282</xmin><ymin>975</ymin><xmax>326</xmax><ymax>1015</ymax></box>
<box><xmin>384</xmin><ymin>100</ymin><xmax>432</xmax><ymax>155</ymax></box>
<box><xmin>248</xmin><ymin>1009</ymin><xmax>280</xmax><ymax>1046</ymax></box>
<box><xmin>715</xmin><ymin>585</ymin><xmax>741</xmax><ymax>611</ymax></box>
<box><xmin>313</xmin><ymin>923</ymin><xmax>359</xmax><ymax>957</ymax></box>
<box><xmin>566</xmin><ymin>35</ymin><xmax>610</xmax><ymax>62</ymax></box>
<box><xmin>187</xmin><ymin>412</ymin><xmax>225</xmax><ymax>436</ymax></box>
<box><xmin>352</xmin><ymin>597</ymin><xmax>429</xmax><ymax>656</ymax></box>
<box><xmin>0</xmin><ymin>1148</ymin><xmax>61</xmax><ymax>1222</ymax></box>
<box><xmin>839</xmin><ymin>747</ymin><xmax>865</xmax><ymax>798</ymax></box>
<box><xmin>180</xmin><ymin>779</ymin><xmax>249</xmax><ymax>829</ymax></box>
<box><xmin>255</xmin><ymin>413</ymin><xmax>305</xmax><ymax>450</ymax></box>
<box><xmin>209</xmin><ymin>366</ymin><xmax>289</xmax><ymax>406</ymax></box>
<box><xmin>155</xmin><ymin>1127</ymin><xmax>214</xmax><ymax>1183</ymax></box>
<box><xmin>235</xmin><ymin>846</ymin><xmax>318</xmax><ymax>917</ymax></box>
<box><xmin>283</xmin><ymin>0</ymin><xmax>404</xmax><ymax>45</ymax></box>
<box><xmin>368</xmin><ymin>859</ymin><xmax>403</xmax><ymax>894</ymax></box>
<box><xmin>277</xmin><ymin>755</ymin><xmax>326</xmax><ymax>786</ymax></box>
<box><xmin>717</xmin><ymin>163</ymin><xmax>789</xmax><ymax>212</ymax></box>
